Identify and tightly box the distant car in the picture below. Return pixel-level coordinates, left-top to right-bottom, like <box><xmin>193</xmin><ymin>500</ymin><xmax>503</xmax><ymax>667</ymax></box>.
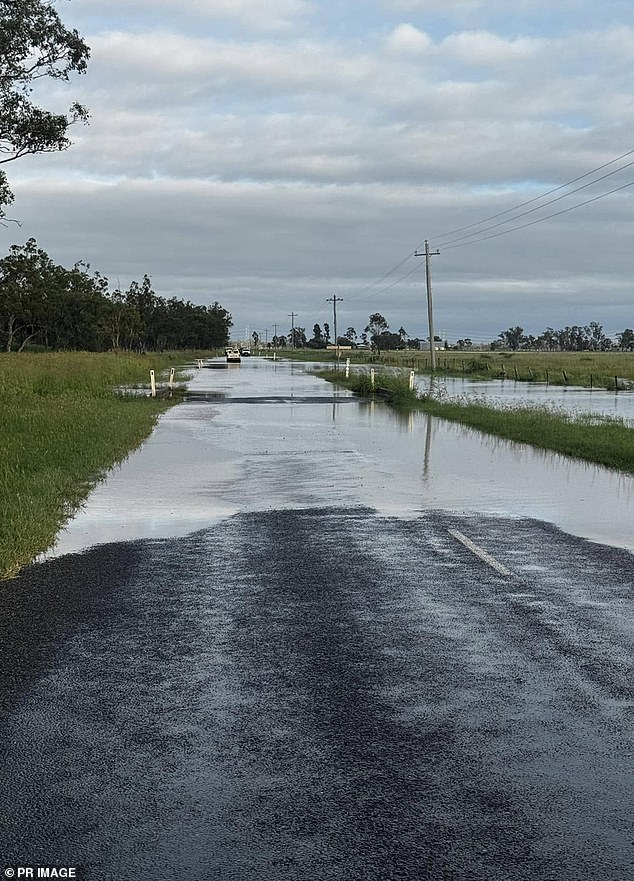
<box><xmin>240</xmin><ymin>347</ymin><xmax>251</xmax><ymax>356</ymax></box>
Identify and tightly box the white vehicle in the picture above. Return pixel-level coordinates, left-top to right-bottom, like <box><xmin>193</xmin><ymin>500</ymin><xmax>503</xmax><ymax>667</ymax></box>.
<box><xmin>225</xmin><ymin>348</ymin><xmax>241</xmax><ymax>363</ymax></box>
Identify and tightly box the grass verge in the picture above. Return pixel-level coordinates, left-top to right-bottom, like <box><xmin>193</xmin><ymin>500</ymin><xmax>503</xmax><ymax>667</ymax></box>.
<box><xmin>0</xmin><ymin>352</ymin><xmax>194</xmax><ymax>579</ymax></box>
<box><xmin>317</xmin><ymin>368</ymin><xmax>634</xmax><ymax>474</ymax></box>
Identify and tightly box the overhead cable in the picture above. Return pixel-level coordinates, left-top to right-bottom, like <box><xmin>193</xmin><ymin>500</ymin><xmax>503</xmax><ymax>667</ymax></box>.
<box><xmin>442</xmin><ymin>178</ymin><xmax>634</xmax><ymax>251</ymax></box>
<box><xmin>431</xmin><ymin>146</ymin><xmax>634</xmax><ymax>243</ymax></box>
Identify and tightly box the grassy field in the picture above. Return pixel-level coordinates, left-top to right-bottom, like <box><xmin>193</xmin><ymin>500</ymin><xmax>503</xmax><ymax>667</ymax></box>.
<box><xmin>280</xmin><ymin>348</ymin><xmax>634</xmax><ymax>389</ymax></box>
<box><xmin>317</xmin><ymin>367</ymin><xmax>634</xmax><ymax>474</ymax></box>
<box><xmin>0</xmin><ymin>351</ymin><xmax>197</xmax><ymax>579</ymax></box>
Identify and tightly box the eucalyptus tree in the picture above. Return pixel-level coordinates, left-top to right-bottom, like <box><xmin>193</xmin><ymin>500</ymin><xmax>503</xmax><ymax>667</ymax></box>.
<box><xmin>365</xmin><ymin>313</ymin><xmax>389</xmax><ymax>353</ymax></box>
<box><xmin>498</xmin><ymin>326</ymin><xmax>526</xmax><ymax>351</ymax></box>
<box><xmin>616</xmin><ymin>329</ymin><xmax>634</xmax><ymax>351</ymax></box>
<box><xmin>0</xmin><ymin>0</ymin><xmax>90</xmax><ymax>217</ymax></box>
<box><xmin>0</xmin><ymin>237</ymin><xmax>57</xmax><ymax>350</ymax></box>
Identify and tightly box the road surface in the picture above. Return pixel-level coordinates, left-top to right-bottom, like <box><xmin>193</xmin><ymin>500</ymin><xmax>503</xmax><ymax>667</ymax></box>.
<box><xmin>0</xmin><ymin>359</ymin><xmax>632</xmax><ymax>880</ymax></box>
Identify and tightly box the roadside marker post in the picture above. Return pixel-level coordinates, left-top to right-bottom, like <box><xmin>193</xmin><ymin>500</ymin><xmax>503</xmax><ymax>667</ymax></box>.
<box><xmin>345</xmin><ymin>358</ymin><xmax>350</xmax><ymax>378</ymax></box>
<box><xmin>149</xmin><ymin>370</ymin><xmax>156</xmax><ymax>398</ymax></box>
<box><xmin>370</xmin><ymin>368</ymin><xmax>375</xmax><ymax>389</ymax></box>
<box><xmin>409</xmin><ymin>370</ymin><xmax>415</xmax><ymax>391</ymax></box>
<box><xmin>168</xmin><ymin>368</ymin><xmax>175</xmax><ymax>390</ymax></box>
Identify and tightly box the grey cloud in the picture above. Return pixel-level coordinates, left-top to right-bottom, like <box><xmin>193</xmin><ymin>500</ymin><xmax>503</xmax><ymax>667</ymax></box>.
<box><xmin>7</xmin><ymin>172</ymin><xmax>634</xmax><ymax>342</ymax></box>
<box><xmin>6</xmin><ymin>2</ymin><xmax>634</xmax><ymax>344</ymax></box>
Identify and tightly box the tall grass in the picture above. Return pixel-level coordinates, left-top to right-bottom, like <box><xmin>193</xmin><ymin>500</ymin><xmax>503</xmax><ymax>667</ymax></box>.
<box><xmin>317</xmin><ymin>367</ymin><xmax>634</xmax><ymax>474</ymax></box>
<box><xmin>0</xmin><ymin>352</ymin><xmax>188</xmax><ymax>578</ymax></box>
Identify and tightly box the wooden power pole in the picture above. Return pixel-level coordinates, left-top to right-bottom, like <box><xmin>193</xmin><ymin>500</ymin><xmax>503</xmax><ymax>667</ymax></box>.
<box><xmin>326</xmin><ymin>295</ymin><xmax>343</xmax><ymax>355</ymax></box>
<box><xmin>288</xmin><ymin>312</ymin><xmax>298</xmax><ymax>349</ymax></box>
<box><xmin>415</xmin><ymin>240</ymin><xmax>440</xmax><ymax>371</ymax></box>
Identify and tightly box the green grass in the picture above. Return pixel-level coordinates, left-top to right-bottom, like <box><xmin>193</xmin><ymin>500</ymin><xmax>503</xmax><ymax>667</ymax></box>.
<box><xmin>317</xmin><ymin>367</ymin><xmax>634</xmax><ymax>474</ymax></box>
<box><xmin>285</xmin><ymin>348</ymin><xmax>634</xmax><ymax>389</ymax></box>
<box><xmin>0</xmin><ymin>352</ymin><xmax>195</xmax><ymax>579</ymax></box>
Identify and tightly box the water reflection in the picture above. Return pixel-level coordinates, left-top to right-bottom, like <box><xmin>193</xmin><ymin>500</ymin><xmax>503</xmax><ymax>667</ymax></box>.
<box><xmin>423</xmin><ymin>414</ymin><xmax>433</xmax><ymax>481</ymax></box>
<box><xmin>407</xmin><ymin>408</ymin><xmax>634</xmax><ymax>549</ymax></box>
<box><xmin>43</xmin><ymin>357</ymin><xmax>634</xmax><ymax>559</ymax></box>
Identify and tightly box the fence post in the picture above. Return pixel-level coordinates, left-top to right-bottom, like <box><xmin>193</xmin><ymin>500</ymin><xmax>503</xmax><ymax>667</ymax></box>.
<box><xmin>149</xmin><ymin>369</ymin><xmax>156</xmax><ymax>398</ymax></box>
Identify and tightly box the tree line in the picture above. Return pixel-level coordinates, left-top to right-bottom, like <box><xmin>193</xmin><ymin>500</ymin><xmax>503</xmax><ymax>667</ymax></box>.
<box><xmin>0</xmin><ymin>239</ymin><xmax>232</xmax><ymax>352</ymax></box>
<box><xmin>252</xmin><ymin>313</ymin><xmax>420</xmax><ymax>353</ymax></box>
<box><xmin>263</xmin><ymin>313</ymin><xmax>634</xmax><ymax>354</ymax></box>
<box><xmin>457</xmin><ymin>323</ymin><xmax>634</xmax><ymax>352</ymax></box>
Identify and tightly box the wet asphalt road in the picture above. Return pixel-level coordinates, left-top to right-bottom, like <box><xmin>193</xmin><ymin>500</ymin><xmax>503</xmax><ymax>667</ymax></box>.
<box><xmin>1</xmin><ymin>361</ymin><xmax>633</xmax><ymax>880</ymax></box>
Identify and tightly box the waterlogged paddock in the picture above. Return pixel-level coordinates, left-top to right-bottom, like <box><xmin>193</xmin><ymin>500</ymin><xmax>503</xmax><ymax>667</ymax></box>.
<box><xmin>418</xmin><ymin>374</ymin><xmax>634</xmax><ymax>422</ymax></box>
<box><xmin>45</xmin><ymin>357</ymin><xmax>634</xmax><ymax>558</ymax></box>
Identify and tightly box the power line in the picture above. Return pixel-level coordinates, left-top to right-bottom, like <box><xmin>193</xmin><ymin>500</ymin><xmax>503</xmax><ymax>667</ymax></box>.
<box><xmin>431</xmin><ymin>146</ymin><xmax>634</xmax><ymax>242</ymax></box>
<box><xmin>362</xmin><ymin>263</ymin><xmax>422</xmax><ymax>297</ymax></box>
<box><xmin>436</xmin><ymin>158</ymin><xmax>634</xmax><ymax>248</ymax></box>
<box><xmin>349</xmin><ymin>251</ymin><xmax>416</xmax><ymax>297</ymax></box>
<box><xmin>442</xmin><ymin>177</ymin><xmax>634</xmax><ymax>251</ymax></box>
<box><xmin>297</xmin><ymin>254</ymin><xmax>421</xmax><ymax>334</ymax></box>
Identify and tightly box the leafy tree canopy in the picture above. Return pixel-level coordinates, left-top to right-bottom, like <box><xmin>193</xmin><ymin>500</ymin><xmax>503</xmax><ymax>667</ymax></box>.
<box><xmin>365</xmin><ymin>312</ymin><xmax>389</xmax><ymax>353</ymax></box>
<box><xmin>0</xmin><ymin>0</ymin><xmax>90</xmax><ymax>215</ymax></box>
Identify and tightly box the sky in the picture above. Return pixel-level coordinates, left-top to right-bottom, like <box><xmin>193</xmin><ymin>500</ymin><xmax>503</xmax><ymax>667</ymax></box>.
<box><xmin>5</xmin><ymin>0</ymin><xmax>634</xmax><ymax>344</ymax></box>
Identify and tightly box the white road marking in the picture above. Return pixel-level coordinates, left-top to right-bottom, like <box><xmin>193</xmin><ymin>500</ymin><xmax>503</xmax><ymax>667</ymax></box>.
<box><xmin>448</xmin><ymin>529</ymin><xmax>514</xmax><ymax>578</ymax></box>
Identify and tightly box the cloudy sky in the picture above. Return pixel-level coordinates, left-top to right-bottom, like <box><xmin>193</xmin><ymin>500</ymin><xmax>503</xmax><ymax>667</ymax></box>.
<box><xmin>6</xmin><ymin>0</ymin><xmax>634</xmax><ymax>343</ymax></box>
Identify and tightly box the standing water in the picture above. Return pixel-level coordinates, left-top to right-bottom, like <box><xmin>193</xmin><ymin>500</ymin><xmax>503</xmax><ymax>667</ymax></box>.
<box><xmin>419</xmin><ymin>374</ymin><xmax>634</xmax><ymax>422</ymax></box>
<box><xmin>42</xmin><ymin>357</ymin><xmax>634</xmax><ymax>558</ymax></box>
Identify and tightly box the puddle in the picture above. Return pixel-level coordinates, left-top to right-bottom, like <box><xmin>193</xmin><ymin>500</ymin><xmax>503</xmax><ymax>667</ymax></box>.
<box><xmin>43</xmin><ymin>358</ymin><xmax>634</xmax><ymax>559</ymax></box>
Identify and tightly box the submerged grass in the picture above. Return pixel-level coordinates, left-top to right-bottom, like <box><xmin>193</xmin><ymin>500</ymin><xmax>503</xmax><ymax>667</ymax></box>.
<box><xmin>0</xmin><ymin>352</ymin><xmax>193</xmax><ymax>579</ymax></box>
<box><xmin>288</xmin><ymin>348</ymin><xmax>634</xmax><ymax>389</ymax></box>
<box><xmin>318</xmin><ymin>367</ymin><xmax>634</xmax><ymax>474</ymax></box>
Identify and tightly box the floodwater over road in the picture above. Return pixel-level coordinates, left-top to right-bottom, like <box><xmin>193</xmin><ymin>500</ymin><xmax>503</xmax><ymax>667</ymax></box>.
<box><xmin>3</xmin><ymin>357</ymin><xmax>633</xmax><ymax>881</ymax></box>
<box><xmin>47</xmin><ymin>356</ymin><xmax>634</xmax><ymax>556</ymax></box>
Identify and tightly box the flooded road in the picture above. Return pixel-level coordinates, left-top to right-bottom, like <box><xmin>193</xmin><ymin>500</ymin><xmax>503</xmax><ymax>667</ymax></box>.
<box><xmin>47</xmin><ymin>357</ymin><xmax>634</xmax><ymax>555</ymax></box>
<box><xmin>2</xmin><ymin>357</ymin><xmax>633</xmax><ymax>881</ymax></box>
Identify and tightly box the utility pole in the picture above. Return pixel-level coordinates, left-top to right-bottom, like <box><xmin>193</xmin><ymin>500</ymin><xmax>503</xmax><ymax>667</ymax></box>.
<box><xmin>326</xmin><ymin>295</ymin><xmax>343</xmax><ymax>355</ymax></box>
<box><xmin>415</xmin><ymin>240</ymin><xmax>440</xmax><ymax>371</ymax></box>
<box><xmin>288</xmin><ymin>312</ymin><xmax>298</xmax><ymax>349</ymax></box>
